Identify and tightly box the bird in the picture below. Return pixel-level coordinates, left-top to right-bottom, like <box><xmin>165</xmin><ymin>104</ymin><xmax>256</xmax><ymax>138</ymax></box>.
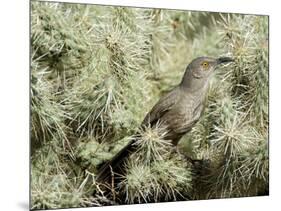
<box><xmin>95</xmin><ymin>56</ymin><xmax>234</xmax><ymax>184</ymax></box>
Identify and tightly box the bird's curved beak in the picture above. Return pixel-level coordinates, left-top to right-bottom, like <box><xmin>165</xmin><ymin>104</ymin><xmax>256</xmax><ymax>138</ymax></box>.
<box><xmin>216</xmin><ymin>57</ymin><xmax>235</xmax><ymax>65</ymax></box>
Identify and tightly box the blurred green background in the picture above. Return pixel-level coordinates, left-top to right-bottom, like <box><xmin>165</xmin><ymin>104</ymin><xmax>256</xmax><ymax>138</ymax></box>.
<box><xmin>31</xmin><ymin>1</ymin><xmax>268</xmax><ymax>209</ymax></box>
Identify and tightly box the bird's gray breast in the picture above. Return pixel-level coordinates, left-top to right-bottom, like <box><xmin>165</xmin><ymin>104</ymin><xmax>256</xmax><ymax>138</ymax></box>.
<box><xmin>163</xmin><ymin>91</ymin><xmax>205</xmax><ymax>137</ymax></box>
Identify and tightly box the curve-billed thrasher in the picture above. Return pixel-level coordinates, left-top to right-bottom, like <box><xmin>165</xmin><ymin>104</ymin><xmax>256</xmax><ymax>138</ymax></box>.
<box><xmin>96</xmin><ymin>56</ymin><xmax>234</xmax><ymax>183</ymax></box>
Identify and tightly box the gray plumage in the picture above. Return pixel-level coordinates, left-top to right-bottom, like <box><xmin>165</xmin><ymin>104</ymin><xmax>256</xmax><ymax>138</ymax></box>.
<box><xmin>96</xmin><ymin>56</ymin><xmax>234</xmax><ymax>183</ymax></box>
<box><xmin>141</xmin><ymin>85</ymin><xmax>206</xmax><ymax>145</ymax></box>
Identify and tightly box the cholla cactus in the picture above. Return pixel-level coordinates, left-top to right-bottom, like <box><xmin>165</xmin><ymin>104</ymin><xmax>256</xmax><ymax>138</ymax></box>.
<box><xmin>31</xmin><ymin>59</ymin><xmax>72</xmax><ymax>154</ymax></box>
<box><xmin>216</xmin><ymin>14</ymin><xmax>268</xmax><ymax>196</ymax></box>
<box><xmin>119</xmin><ymin>124</ymin><xmax>192</xmax><ymax>203</ymax></box>
<box><xmin>218</xmin><ymin>14</ymin><xmax>269</xmax><ymax>131</ymax></box>
<box><xmin>31</xmin><ymin>1</ymin><xmax>268</xmax><ymax>209</ymax></box>
<box><xmin>63</xmin><ymin>6</ymin><xmax>153</xmax><ymax>141</ymax></box>
<box><xmin>186</xmin><ymin>14</ymin><xmax>269</xmax><ymax>199</ymax></box>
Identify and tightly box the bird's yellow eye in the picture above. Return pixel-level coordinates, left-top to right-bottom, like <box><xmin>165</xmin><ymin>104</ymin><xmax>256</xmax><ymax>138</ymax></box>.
<box><xmin>202</xmin><ymin>61</ymin><xmax>209</xmax><ymax>70</ymax></box>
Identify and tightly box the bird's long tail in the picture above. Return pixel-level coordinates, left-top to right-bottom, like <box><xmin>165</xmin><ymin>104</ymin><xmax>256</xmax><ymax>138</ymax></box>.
<box><xmin>95</xmin><ymin>138</ymin><xmax>137</xmax><ymax>184</ymax></box>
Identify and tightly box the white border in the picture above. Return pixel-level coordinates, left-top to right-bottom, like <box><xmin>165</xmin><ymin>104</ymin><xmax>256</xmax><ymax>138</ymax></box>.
<box><xmin>1</xmin><ymin>0</ymin><xmax>280</xmax><ymax>211</ymax></box>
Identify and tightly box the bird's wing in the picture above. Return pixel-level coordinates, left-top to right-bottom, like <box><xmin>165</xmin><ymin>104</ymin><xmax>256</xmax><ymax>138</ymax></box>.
<box><xmin>141</xmin><ymin>87</ymin><xmax>181</xmax><ymax>127</ymax></box>
<box><xmin>169</xmin><ymin>100</ymin><xmax>204</xmax><ymax>135</ymax></box>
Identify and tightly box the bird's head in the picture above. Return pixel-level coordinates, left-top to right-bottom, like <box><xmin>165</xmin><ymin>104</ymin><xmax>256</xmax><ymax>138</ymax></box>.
<box><xmin>181</xmin><ymin>56</ymin><xmax>234</xmax><ymax>90</ymax></box>
<box><xmin>188</xmin><ymin>56</ymin><xmax>234</xmax><ymax>78</ymax></box>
